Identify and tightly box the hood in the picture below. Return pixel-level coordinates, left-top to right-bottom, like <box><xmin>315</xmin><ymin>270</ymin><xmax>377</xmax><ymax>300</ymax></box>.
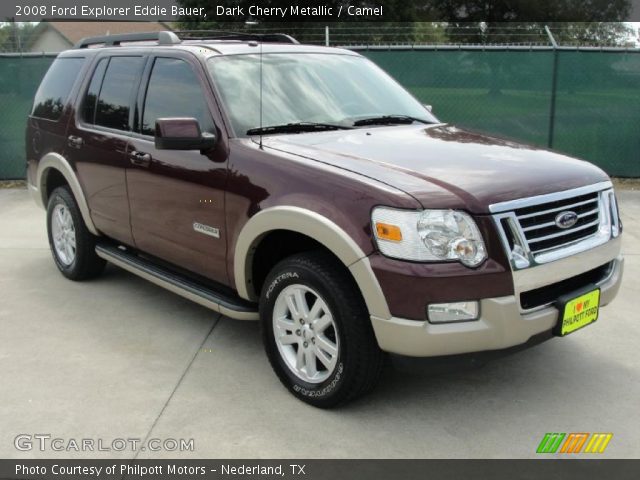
<box><xmin>262</xmin><ymin>124</ymin><xmax>609</xmax><ymax>213</ymax></box>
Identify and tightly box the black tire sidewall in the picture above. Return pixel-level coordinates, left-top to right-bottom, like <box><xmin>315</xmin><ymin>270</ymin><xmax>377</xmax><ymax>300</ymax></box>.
<box><xmin>46</xmin><ymin>187</ymin><xmax>87</xmax><ymax>278</ymax></box>
<box><xmin>261</xmin><ymin>260</ymin><xmax>355</xmax><ymax>406</ymax></box>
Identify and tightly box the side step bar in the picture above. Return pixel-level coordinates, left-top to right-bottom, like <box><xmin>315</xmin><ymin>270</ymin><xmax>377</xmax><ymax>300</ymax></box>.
<box><xmin>95</xmin><ymin>244</ymin><xmax>259</xmax><ymax>320</ymax></box>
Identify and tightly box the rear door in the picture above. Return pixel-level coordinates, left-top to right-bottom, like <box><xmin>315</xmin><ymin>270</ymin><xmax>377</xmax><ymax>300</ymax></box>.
<box><xmin>125</xmin><ymin>52</ymin><xmax>230</xmax><ymax>283</ymax></box>
<box><xmin>66</xmin><ymin>54</ymin><xmax>147</xmax><ymax>245</ymax></box>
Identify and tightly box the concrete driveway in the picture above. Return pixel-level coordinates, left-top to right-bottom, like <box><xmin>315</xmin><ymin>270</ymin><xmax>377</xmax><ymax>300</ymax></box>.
<box><xmin>0</xmin><ymin>187</ymin><xmax>638</xmax><ymax>459</ymax></box>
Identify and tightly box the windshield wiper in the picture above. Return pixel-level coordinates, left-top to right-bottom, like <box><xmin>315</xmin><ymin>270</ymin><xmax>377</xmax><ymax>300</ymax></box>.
<box><xmin>247</xmin><ymin>122</ymin><xmax>352</xmax><ymax>136</ymax></box>
<box><xmin>353</xmin><ymin>115</ymin><xmax>432</xmax><ymax>127</ymax></box>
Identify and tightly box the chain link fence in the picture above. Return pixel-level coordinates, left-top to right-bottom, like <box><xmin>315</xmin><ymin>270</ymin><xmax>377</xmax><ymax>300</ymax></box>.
<box><xmin>176</xmin><ymin>23</ymin><xmax>639</xmax><ymax>48</ymax></box>
<box><xmin>0</xmin><ymin>23</ymin><xmax>639</xmax><ymax>178</ymax></box>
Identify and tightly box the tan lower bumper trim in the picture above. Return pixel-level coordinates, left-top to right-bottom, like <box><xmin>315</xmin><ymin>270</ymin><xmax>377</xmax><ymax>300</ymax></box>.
<box><xmin>371</xmin><ymin>255</ymin><xmax>624</xmax><ymax>357</ymax></box>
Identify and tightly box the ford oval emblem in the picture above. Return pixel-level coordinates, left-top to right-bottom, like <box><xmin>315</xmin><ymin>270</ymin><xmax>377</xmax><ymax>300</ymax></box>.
<box><xmin>555</xmin><ymin>211</ymin><xmax>578</xmax><ymax>229</ymax></box>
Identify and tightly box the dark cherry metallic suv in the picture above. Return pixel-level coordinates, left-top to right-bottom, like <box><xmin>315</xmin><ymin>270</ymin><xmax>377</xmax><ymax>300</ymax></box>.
<box><xmin>26</xmin><ymin>31</ymin><xmax>623</xmax><ymax>407</ymax></box>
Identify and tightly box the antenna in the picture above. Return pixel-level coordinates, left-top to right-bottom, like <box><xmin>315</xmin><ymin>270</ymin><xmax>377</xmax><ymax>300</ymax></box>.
<box><xmin>259</xmin><ymin>40</ymin><xmax>264</xmax><ymax>150</ymax></box>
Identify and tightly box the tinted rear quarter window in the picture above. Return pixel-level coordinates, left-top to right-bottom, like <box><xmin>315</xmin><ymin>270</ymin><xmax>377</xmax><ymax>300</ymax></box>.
<box><xmin>94</xmin><ymin>56</ymin><xmax>145</xmax><ymax>131</ymax></box>
<box><xmin>31</xmin><ymin>57</ymin><xmax>85</xmax><ymax>121</ymax></box>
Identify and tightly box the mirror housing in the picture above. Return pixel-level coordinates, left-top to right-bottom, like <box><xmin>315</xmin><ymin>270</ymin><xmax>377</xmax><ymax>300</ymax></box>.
<box><xmin>154</xmin><ymin>118</ymin><xmax>216</xmax><ymax>151</ymax></box>
<box><xmin>424</xmin><ymin>104</ymin><xmax>433</xmax><ymax>113</ymax></box>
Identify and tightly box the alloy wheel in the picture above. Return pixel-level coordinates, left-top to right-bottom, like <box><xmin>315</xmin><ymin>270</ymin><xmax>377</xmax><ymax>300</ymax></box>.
<box><xmin>272</xmin><ymin>284</ymin><xmax>340</xmax><ymax>384</ymax></box>
<box><xmin>51</xmin><ymin>203</ymin><xmax>76</xmax><ymax>266</ymax></box>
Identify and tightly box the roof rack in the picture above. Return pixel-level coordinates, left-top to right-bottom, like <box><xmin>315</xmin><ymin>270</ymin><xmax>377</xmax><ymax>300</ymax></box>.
<box><xmin>74</xmin><ymin>31</ymin><xmax>181</xmax><ymax>49</ymax></box>
<box><xmin>73</xmin><ymin>30</ymin><xmax>299</xmax><ymax>49</ymax></box>
<box><xmin>177</xmin><ymin>31</ymin><xmax>299</xmax><ymax>44</ymax></box>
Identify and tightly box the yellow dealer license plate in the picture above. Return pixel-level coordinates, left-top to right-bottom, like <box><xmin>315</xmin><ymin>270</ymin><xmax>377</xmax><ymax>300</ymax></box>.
<box><xmin>556</xmin><ymin>288</ymin><xmax>601</xmax><ymax>336</ymax></box>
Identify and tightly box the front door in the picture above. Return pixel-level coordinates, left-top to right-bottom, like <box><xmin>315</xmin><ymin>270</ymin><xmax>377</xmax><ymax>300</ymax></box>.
<box><xmin>126</xmin><ymin>54</ymin><xmax>229</xmax><ymax>284</ymax></box>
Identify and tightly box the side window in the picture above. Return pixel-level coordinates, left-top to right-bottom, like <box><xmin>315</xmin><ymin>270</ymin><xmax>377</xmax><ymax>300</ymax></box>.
<box><xmin>94</xmin><ymin>56</ymin><xmax>145</xmax><ymax>131</ymax></box>
<box><xmin>141</xmin><ymin>57</ymin><xmax>213</xmax><ymax>136</ymax></box>
<box><xmin>81</xmin><ymin>58</ymin><xmax>108</xmax><ymax>124</ymax></box>
<box><xmin>32</xmin><ymin>57</ymin><xmax>85</xmax><ymax>121</ymax></box>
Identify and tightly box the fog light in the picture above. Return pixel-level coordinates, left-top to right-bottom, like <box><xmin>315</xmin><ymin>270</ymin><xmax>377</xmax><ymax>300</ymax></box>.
<box><xmin>428</xmin><ymin>301</ymin><xmax>479</xmax><ymax>323</ymax></box>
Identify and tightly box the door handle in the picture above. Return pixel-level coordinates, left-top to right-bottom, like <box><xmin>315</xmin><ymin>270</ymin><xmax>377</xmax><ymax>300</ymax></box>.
<box><xmin>129</xmin><ymin>150</ymin><xmax>151</xmax><ymax>167</ymax></box>
<box><xmin>67</xmin><ymin>135</ymin><xmax>83</xmax><ymax>149</ymax></box>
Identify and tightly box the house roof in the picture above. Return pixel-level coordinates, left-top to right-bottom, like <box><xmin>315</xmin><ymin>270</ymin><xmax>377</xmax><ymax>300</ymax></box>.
<box><xmin>35</xmin><ymin>21</ymin><xmax>173</xmax><ymax>46</ymax></box>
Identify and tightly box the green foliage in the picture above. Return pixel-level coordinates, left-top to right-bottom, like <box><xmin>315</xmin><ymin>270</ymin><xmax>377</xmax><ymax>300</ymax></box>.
<box><xmin>0</xmin><ymin>23</ymin><xmax>38</xmax><ymax>52</ymax></box>
<box><xmin>175</xmin><ymin>0</ymin><xmax>631</xmax><ymax>24</ymax></box>
<box><xmin>434</xmin><ymin>0</ymin><xmax>630</xmax><ymax>22</ymax></box>
<box><xmin>175</xmin><ymin>0</ymin><xmax>633</xmax><ymax>46</ymax></box>
<box><xmin>177</xmin><ymin>0</ymin><xmax>422</xmax><ymax>23</ymax></box>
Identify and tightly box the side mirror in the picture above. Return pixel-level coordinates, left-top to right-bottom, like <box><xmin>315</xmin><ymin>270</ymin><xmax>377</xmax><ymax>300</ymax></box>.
<box><xmin>155</xmin><ymin>118</ymin><xmax>216</xmax><ymax>151</ymax></box>
<box><xmin>424</xmin><ymin>104</ymin><xmax>433</xmax><ymax>113</ymax></box>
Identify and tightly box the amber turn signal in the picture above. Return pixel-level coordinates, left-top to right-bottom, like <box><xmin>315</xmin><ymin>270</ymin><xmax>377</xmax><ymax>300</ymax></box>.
<box><xmin>375</xmin><ymin>222</ymin><xmax>403</xmax><ymax>242</ymax></box>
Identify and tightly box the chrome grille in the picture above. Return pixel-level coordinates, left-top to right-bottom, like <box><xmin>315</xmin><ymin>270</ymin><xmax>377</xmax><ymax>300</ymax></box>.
<box><xmin>514</xmin><ymin>191</ymin><xmax>600</xmax><ymax>254</ymax></box>
<box><xmin>490</xmin><ymin>182</ymin><xmax>619</xmax><ymax>271</ymax></box>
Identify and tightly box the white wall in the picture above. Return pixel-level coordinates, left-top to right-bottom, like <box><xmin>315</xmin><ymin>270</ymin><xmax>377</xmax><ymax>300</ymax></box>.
<box><xmin>29</xmin><ymin>28</ymin><xmax>72</xmax><ymax>53</ymax></box>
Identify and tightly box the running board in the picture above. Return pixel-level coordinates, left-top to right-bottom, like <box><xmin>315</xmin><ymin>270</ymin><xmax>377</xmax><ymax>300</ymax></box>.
<box><xmin>95</xmin><ymin>244</ymin><xmax>259</xmax><ymax>320</ymax></box>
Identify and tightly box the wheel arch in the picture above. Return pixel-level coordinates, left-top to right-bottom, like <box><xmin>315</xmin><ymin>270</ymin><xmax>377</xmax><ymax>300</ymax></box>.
<box><xmin>36</xmin><ymin>152</ymin><xmax>100</xmax><ymax>236</ymax></box>
<box><xmin>234</xmin><ymin>206</ymin><xmax>391</xmax><ymax>320</ymax></box>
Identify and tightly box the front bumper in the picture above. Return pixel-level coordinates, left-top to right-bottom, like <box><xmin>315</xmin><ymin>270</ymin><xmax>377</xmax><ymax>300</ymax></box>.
<box><xmin>370</xmin><ymin>239</ymin><xmax>623</xmax><ymax>357</ymax></box>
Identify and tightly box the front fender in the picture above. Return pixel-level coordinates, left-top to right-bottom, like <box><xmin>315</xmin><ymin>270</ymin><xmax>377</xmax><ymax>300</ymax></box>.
<box><xmin>233</xmin><ymin>206</ymin><xmax>391</xmax><ymax>320</ymax></box>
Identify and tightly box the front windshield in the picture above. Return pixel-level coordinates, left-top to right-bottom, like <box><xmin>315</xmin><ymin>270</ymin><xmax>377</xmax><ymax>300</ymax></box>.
<box><xmin>207</xmin><ymin>53</ymin><xmax>437</xmax><ymax>136</ymax></box>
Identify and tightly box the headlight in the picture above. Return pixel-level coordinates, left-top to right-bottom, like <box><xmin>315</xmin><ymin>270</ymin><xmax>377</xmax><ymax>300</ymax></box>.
<box><xmin>372</xmin><ymin>207</ymin><xmax>487</xmax><ymax>267</ymax></box>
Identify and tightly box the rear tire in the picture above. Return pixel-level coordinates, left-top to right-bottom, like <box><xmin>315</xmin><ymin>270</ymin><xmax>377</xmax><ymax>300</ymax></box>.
<box><xmin>46</xmin><ymin>186</ymin><xmax>105</xmax><ymax>280</ymax></box>
<box><xmin>260</xmin><ymin>251</ymin><xmax>384</xmax><ymax>408</ymax></box>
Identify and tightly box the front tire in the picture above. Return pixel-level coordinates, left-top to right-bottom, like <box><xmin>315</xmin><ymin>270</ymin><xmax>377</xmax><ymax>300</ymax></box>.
<box><xmin>260</xmin><ymin>251</ymin><xmax>384</xmax><ymax>408</ymax></box>
<box><xmin>46</xmin><ymin>186</ymin><xmax>105</xmax><ymax>280</ymax></box>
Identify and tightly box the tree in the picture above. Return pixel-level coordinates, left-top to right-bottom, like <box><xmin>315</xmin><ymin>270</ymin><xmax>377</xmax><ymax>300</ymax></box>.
<box><xmin>175</xmin><ymin>1</ymin><xmax>439</xmax><ymax>45</ymax></box>
<box><xmin>0</xmin><ymin>22</ymin><xmax>39</xmax><ymax>53</ymax></box>
<box><xmin>175</xmin><ymin>0</ymin><xmax>634</xmax><ymax>46</ymax></box>
<box><xmin>176</xmin><ymin>0</ymin><xmax>632</xmax><ymax>24</ymax></box>
<box><xmin>177</xmin><ymin>0</ymin><xmax>423</xmax><ymax>24</ymax></box>
<box><xmin>434</xmin><ymin>0</ymin><xmax>630</xmax><ymax>23</ymax></box>
<box><xmin>434</xmin><ymin>0</ymin><xmax>633</xmax><ymax>46</ymax></box>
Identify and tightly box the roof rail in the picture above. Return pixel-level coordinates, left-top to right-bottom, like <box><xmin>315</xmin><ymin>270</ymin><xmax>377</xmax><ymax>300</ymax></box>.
<box><xmin>176</xmin><ymin>30</ymin><xmax>299</xmax><ymax>44</ymax></box>
<box><xmin>74</xmin><ymin>31</ymin><xmax>181</xmax><ymax>49</ymax></box>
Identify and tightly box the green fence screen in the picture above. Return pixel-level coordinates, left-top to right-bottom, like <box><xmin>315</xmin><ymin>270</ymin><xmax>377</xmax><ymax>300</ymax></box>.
<box><xmin>362</xmin><ymin>48</ymin><xmax>640</xmax><ymax>177</ymax></box>
<box><xmin>553</xmin><ymin>51</ymin><xmax>640</xmax><ymax>176</ymax></box>
<box><xmin>0</xmin><ymin>55</ymin><xmax>54</xmax><ymax>179</ymax></box>
<box><xmin>0</xmin><ymin>49</ymin><xmax>639</xmax><ymax>179</ymax></box>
